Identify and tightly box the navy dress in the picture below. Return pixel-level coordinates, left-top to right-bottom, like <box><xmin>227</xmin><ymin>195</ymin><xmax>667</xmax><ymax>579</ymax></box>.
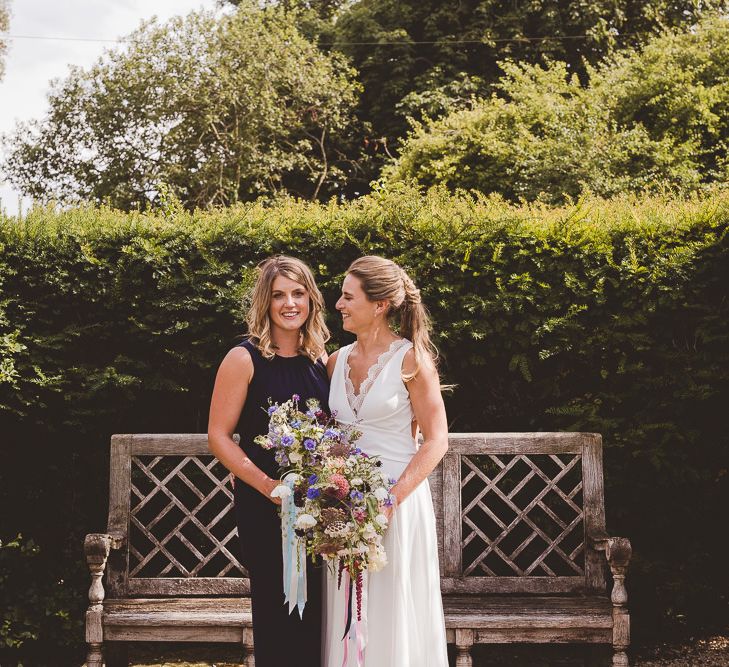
<box><xmin>233</xmin><ymin>339</ymin><xmax>329</xmax><ymax>667</ymax></box>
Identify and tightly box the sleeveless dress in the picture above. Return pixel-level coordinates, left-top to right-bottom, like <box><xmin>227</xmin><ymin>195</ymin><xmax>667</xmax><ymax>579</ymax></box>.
<box><xmin>233</xmin><ymin>339</ymin><xmax>329</xmax><ymax>667</ymax></box>
<box><xmin>324</xmin><ymin>339</ymin><xmax>449</xmax><ymax>667</ymax></box>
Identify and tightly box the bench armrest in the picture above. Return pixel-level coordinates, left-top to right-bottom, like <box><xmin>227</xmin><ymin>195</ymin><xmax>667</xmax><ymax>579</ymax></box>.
<box><xmin>590</xmin><ymin>533</ymin><xmax>632</xmax><ymax>659</ymax></box>
<box><xmin>84</xmin><ymin>533</ymin><xmax>125</xmax><ymax>606</ymax></box>
<box><xmin>589</xmin><ymin>534</ymin><xmax>632</xmax><ymax>568</ymax></box>
<box><xmin>84</xmin><ymin>532</ymin><xmax>126</xmax><ymax>649</ymax></box>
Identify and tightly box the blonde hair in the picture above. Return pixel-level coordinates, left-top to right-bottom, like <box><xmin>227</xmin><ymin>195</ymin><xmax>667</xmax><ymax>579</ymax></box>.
<box><xmin>246</xmin><ymin>255</ymin><xmax>329</xmax><ymax>362</ymax></box>
<box><xmin>347</xmin><ymin>256</ymin><xmax>437</xmax><ymax>381</ymax></box>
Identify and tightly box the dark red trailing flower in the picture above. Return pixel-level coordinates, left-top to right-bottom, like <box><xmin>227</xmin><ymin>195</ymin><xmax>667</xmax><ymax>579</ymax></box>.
<box><xmin>338</xmin><ymin>558</ymin><xmax>345</xmax><ymax>589</ymax></box>
<box><xmin>356</xmin><ymin>568</ymin><xmax>363</xmax><ymax>621</ymax></box>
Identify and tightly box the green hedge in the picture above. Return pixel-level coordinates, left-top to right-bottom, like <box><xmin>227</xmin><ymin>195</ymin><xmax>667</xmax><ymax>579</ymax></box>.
<box><xmin>1</xmin><ymin>185</ymin><xmax>727</xmax><ymax>663</ymax></box>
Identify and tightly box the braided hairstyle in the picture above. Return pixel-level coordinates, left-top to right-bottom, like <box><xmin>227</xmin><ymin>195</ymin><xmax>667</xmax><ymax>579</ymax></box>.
<box><xmin>347</xmin><ymin>256</ymin><xmax>437</xmax><ymax>380</ymax></box>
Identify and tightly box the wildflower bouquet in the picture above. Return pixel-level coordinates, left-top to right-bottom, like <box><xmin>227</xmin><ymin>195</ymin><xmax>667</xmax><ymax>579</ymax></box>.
<box><xmin>255</xmin><ymin>394</ymin><xmax>394</xmax><ymax>617</ymax></box>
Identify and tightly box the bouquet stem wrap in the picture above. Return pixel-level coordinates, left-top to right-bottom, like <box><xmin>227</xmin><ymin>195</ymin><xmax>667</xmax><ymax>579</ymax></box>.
<box><xmin>281</xmin><ymin>472</ymin><xmax>307</xmax><ymax>618</ymax></box>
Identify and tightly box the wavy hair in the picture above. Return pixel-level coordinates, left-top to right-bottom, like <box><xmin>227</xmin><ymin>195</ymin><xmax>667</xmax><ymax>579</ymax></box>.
<box><xmin>347</xmin><ymin>256</ymin><xmax>437</xmax><ymax>381</ymax></box>
<box><xmin>245</xmin><ymin>256</ymin><xmax>329</xmax><ymax>362</ymax></box>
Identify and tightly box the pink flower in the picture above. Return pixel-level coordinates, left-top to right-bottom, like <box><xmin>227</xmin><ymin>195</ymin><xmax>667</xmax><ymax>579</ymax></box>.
<box><xmin>329</xmin><ymin>473</ymin><xmax>350</xmax><ymax>500</ymax></box>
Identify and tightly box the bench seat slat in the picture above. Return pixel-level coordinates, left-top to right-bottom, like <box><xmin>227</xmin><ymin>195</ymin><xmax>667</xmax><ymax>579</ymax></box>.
<box><xmin>444</xmin><ymin>596</ymin><xmax>612</xmax><ymax>629</ymax></box>
<box><xmin>103</xmin><ymin>597</ymin><xmax>251</xmax><ymax>627</ymax></box>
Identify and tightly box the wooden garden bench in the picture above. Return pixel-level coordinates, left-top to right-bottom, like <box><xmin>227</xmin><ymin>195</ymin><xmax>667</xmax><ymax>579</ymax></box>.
<box><xmin>84</xmin><ymin>432</ymin><xmax>631</xmax><ymax>666</ymax></box>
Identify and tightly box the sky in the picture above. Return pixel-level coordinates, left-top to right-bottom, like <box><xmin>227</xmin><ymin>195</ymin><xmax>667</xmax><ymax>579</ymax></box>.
<box><xmin>0</xmin><ymin>0</ymin><xmax>218</xmax><ymax>216</ymax></box>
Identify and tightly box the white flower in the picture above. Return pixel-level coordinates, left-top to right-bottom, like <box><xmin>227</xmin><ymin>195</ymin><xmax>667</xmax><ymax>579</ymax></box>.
<box><xmin>295</xmin><ymin>513</ymin><xmax>317</xmax><ymax>530</ymax></box>
<box><xmin>373</xmin><ymin>487</ymin><xmax>388</xmax><ymax>501</ymax></box>
<box><xmin>350</xmin><ymin>477</ymin><xmax>364</xmax><ymax>486</ymax></box>
<box><xmin>375</xmin><ymin>513</ymin><xmax>388</xmax><ymax>527</ymax></box>
<box><xmin>368</xmin><ymin>543</ymin><xmax>388</xmax><ymax>572</ymax></box>
<box><xmin>289</xmin><ymin>451</ymin><xmax>303</xmax><ymax>464</ymax></box>
<box><xmin>362</xmin><ymin>523</ymin><xmax>378</xmax><ymax>540</ymax></box>
<box><xmin>270</xmin><ymin>484</ymin><xmax>291</xmax><ymax>499</ymax></box>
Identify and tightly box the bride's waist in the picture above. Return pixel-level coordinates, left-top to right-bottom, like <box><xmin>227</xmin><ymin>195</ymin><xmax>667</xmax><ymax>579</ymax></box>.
<box><xmin>357</xmin><ymin>433</ymin><xmax>417</xmax><ymax>464</ymax></box>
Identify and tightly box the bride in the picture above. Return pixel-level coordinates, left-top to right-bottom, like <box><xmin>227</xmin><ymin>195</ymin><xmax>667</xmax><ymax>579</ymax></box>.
<box><xmin>323</xmin><ymin>256</ymin><xmax>449</xmax><ymax>666</ymax></box>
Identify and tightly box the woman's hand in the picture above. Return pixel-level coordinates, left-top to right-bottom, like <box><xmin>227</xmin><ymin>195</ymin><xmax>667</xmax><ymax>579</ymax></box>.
<box><xmin>262</xmin><ymin>477</ymin><xmax>283</xmax><ymax>506</ymax></box>
<box><xmin>381</xmin><ymin>486</ymin><xmax>400</xmax><ymax>522</ymax></box>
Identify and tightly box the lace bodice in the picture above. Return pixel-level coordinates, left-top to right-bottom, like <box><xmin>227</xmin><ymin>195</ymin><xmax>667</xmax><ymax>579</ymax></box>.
<box><xmin>330</xmin><ymin>338</ymin><xmax>416</xmax><ymax>466</ymax></box>
<box><xmin>344</xmin><ymin>338</ymin><xmax>411</xmax><ymax>416</ymax></box>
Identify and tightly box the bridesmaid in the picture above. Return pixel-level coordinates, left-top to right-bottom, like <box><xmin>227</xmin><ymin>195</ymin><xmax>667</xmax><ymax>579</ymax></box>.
<box><xmin>208</xmin><ymin>256</ymin><xmax>330</xmax><ymax>667</ymax></box>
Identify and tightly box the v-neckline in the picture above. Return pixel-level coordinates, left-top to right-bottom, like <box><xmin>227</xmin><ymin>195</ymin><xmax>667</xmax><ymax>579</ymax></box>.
<box><xmin>344</xmin><ymin>339</ymin><xmax>409</xmax><ymax>416</ymax></box>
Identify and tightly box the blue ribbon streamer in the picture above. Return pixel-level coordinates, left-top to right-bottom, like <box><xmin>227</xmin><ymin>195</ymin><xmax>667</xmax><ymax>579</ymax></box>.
<box><xmin>281</xmin><ymin>472</ymin><xmax>307</xmax><ymax>618</ymax></box>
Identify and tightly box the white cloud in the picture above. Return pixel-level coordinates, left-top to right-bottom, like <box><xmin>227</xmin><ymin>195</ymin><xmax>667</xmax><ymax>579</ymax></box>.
<box><xmin>0</xmin><ymin>0</ymin><xmax>218</xmax><ymax>215</ymax></box>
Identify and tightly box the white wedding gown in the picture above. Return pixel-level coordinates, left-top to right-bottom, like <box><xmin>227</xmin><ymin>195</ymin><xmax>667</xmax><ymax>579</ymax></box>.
<box><xmin>323</xmin><ymin>339</ymin><xmax>449</xmax><ymax>667</ymax></box>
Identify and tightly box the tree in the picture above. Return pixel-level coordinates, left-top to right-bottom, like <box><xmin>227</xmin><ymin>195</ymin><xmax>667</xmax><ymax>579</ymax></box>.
<box><xmin>385</xmin><ymin>16</ymin><xmax>729</xmax><ymax>204</ymax></box>
<box><xmin>330</xmin><ymin>0</ymin><xmax>729</xmax><ymax>157</ymax></box>
<box><xmin>0</xmin><ymin>1</ymin><xmax>10</xmax><ymax>81</ymax></box>
<box><xmin>0</xmin><ymin>3</ymin><xmax>360</xmax><ymax>210</ymax></box>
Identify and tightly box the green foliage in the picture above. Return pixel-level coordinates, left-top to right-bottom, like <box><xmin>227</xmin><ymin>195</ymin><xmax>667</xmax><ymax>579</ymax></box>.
<box><xmin>0</xmin><ymin>535</ymin><xmax>80</xmax><ymax>655</ymax></box>
<box><xmin>0</xmin><ymin>2</ymin><xmax>360</xmax><ymax>210</ymax></box>
<box><xmin>386</xmin><ymin>17</ymin><xmax>729</xmax><ymax>203</ymax></box>
<box><xmin>330</xmin><ymin>0</ymin><xmax>729</xmax><ymax>157</ymax></box>
<box><xmin>0</xmin><ymin>186</ymin><xmax>727</xmax><ymax>661</ymax></box>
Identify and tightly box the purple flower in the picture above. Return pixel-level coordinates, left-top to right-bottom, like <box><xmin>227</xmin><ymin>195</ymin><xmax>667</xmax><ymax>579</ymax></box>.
<box><xmin>324</xmin><ymin>428</ymin><xmax>338</xmax><ymax>438</ymax></box>
<box><xmin>281</xmin><ymin>434</ymin><xmax>294</xmax><ymax>447</ymax></box>
<box><xmin>308</xmin><ymin>473</ymin><xmax>318</xmax><ymax>484</ymax></box>
<box><xmin>307</xmin><ymin>487</ymin><xmax>321</xmax><ymax>500</ymax></box>
<box><xmin>304</xmin><ymin>438</ymin><xmax>316</xmax><ymax>451</ymax></box>
<box><xmin>290</xmin><ymin>419</ymin><xmax>302</xmax><ymax>428</ymax></box>
<box><xmin>352</xmin><ymin>448</ymin><xmax>362</xmax><ymax>455</ymax></box>
<box><xmin>349</xmin><ymin>490</ymin><xmax>364</xmax><ymax>502</ymax></box>
<box><xmin>267</xmin><ymin>406</ymin><xmax>278</xmax><ymax>415</ymax></box>
<box><xmin>292</xmin><ymin>394</ymin><xmax>300</xmax><ymax>402</ymax></box>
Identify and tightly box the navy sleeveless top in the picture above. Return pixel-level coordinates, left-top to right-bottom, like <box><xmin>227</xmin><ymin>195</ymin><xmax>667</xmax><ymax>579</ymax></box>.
<box><xmin>236</xmin><ymin>339</ymin><xmax>330</xmax><ymax>478</ymax></box>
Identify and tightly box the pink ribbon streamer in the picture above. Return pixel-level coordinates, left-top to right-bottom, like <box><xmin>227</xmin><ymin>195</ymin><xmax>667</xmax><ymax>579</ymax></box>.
<box><xmin>341</xmin><ymin>568</ymin><xmax>366</xmax><ymax>667</ymax></box>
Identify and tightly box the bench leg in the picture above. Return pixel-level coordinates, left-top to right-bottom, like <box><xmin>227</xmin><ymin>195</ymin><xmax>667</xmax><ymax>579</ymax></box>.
<box><xmin>612</xmin><ymin>650</ymin><xmax>629</xmax><ymax>666</ymax></box>
<box><xmin>242</xmin><ymin>627</ymin><xmax>255</xmax><ymax>667</ymax></box>
<box><xmin>454</xmin><ymin>629</ymin><xmax>473</xmax><ymax>667</ymax></box>
<box><xmin>85</xmin><ymin>642</ymin><xmax>103</xmax><ymax>667</ymax></box>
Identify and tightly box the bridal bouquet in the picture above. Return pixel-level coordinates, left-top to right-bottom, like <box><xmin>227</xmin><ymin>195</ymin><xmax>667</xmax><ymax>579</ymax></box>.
<box><xmin>255</xmin><ymin>395</ymin><xmax>394</xmax><ymax>618</ymax></box>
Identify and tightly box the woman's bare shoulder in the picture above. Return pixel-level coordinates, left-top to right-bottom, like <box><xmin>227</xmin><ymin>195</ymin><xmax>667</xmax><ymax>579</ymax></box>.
<box><xmin>219</xmin><ymin>345</ymin><xmax>254</xmax><ymax>380</ymax></box>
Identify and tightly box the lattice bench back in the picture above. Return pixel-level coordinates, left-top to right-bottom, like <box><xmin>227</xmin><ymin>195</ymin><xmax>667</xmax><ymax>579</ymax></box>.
<box><xmin>106</xmin><ymin>434</ymin><xmax>248</xmax><ymax>597</ymax></box>
<box><xmin>105</xmin><ymin>432</ymin><xmax>606</xmax><ymax>598</ymax></box>
<box><xmin>429</xmin><ymin>433</ymin><xmax>607</xmax><ymax>595</ymax></box>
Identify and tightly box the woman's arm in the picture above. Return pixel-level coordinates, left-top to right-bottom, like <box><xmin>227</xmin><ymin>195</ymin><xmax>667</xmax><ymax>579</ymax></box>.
<box><xmin>386</xmin><ymin>348</ymin><xmax>449</xmax><ymax>516</ymax></box>
<box><xmin>208</xmin><ymin>347</ymin><xmax>280</xmax><ymax>504</ymax></box>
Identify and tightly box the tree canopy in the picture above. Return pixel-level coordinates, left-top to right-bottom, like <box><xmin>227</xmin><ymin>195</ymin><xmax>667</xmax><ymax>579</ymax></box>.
<box><xmin>328</xmin><ymin>0</ymin><xmax>729</xmax><ymax>152</ymax></box>
<box><xmin>0</xmin><ymin>3</ymin><xmax>360</xmax><ymax>210</ymax></box>
<box><xmin>385</xmin><ymin>16</ymin><xmax>729</xmax><ymax>204</ymax></box>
